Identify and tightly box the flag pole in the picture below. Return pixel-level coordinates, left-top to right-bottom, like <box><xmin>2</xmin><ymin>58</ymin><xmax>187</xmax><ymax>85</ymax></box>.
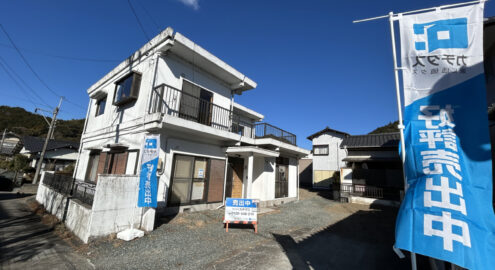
<box><xmin>388</xmin><ymin>11</ymin><xmax>417</xmax><ymax>270</ymax></box>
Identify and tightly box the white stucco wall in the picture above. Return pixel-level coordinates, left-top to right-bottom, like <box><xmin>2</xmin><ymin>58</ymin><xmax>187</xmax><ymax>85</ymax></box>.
<box><xmin>89</xmin><ymin>175</ymin><xmax>154</xmax><ymax>238</ymax></box>
<box><xmin>251</xmin><ymin>157</ymin><xmax>276</xmax><ymax>201</ymax></box>
<box><xmin>312</xmin><ymin>132</ymin><xmax>347</xmax><ymax>171</ymax></box>
<box><xmin>288</xmin><ymin>158</ymin><xmax>298</xmax><ymax>198</ymax></box>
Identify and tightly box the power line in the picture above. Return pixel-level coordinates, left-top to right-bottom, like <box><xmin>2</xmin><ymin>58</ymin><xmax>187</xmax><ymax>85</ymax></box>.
<box><xmin>0</xmin><ymin>55</ymin><xmax>52</xmax><ymax>108</ymax></box>
<box><xmin>0</xmin><ymin>42</ymin><xmax>120</xmax><ymax>63</ymax></box>
<box><xmin>0</xmin><ymin>24</ymin><xmax>87</xmax><ymax>112</ymax></box>
<box><xmin>136</xmin><ymin>0</ymin><xmax>160</xmax><ymax>31</ymax></box>
<box><xmin>127</xmin><ymin>0</ymin><xmax>151</xmax><ymax>41</ymax></box>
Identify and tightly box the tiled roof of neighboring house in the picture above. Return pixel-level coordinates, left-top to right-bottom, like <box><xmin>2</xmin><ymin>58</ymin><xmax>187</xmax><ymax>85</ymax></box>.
<box><xmin>307</xmin><ymin>127</ymin><xmax>350</xmax><ymax>140</ymax></box>
<box><xmin>22</xmin><ymin>136</ymin><xmax>79</xmax><ymax>153</ymax></box>
<box><xmin>341</xmin><ymin>132</ymin><xmax>400</xmax><ymax>149</ymax></box>
<box><xmin>0</xmin><ymin>133</ymin><xmax>22</xmax><ymax>156</ymax></box>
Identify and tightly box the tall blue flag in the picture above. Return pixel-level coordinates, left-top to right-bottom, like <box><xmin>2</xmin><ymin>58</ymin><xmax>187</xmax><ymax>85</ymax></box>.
<box><xmin>395</xmin><ymin>3</ymin><xmax>495</xmax><ymax>269</ymax></box>
<box><xmin>138</xmin><ymin>134</ymin><xmax>160</xmax><ymax>208</ymax></box>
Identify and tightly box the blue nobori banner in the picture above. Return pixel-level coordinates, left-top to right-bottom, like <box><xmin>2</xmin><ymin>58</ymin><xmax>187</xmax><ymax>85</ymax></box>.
<box><xmin>395</xmin><ymin>2</ymin><xmax>495</xmax><ymax>269</ymax></box>
<box><xmin>137</xmin><ymin>134</ymin><xmax>160</xmax><ymax>208</ymax></box>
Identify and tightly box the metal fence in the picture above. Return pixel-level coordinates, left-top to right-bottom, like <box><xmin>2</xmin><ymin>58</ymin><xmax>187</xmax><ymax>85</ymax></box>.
<box><xmin>42</xmin><ymin>172</ymin><xmax>73</xmax><ymax>195</ymax></box>
<box><xmin>339</xmin><ymin>184</ymin><xmax>401</xmax><ymax>201</ymax></box>
<box><xmin>149</xmin><ymin>84</ymin><xmax>298</xmax><ymax>145</ymax></box>
<box><xmin>254</xmin><ymin>123</ymin><xmax>297</xmax><ymax>145</ymax></box>
<box><xmin>72</xmin><ymin>181</ymin><xmax>96</xmax><ymax>206</ymax></box>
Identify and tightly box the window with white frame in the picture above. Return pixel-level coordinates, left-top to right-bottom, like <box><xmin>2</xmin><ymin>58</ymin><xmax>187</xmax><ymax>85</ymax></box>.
<box><xmin>313</xmin><ymin>145</ymin><xmax>329</xmax><ymax>156</ymax></box>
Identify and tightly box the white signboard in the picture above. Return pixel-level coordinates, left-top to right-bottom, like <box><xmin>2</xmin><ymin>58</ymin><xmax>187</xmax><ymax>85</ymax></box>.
<box><xmin>224</xmin><ymin>198</ymin><xmax>257</xmax><ymax>222</ymax></box>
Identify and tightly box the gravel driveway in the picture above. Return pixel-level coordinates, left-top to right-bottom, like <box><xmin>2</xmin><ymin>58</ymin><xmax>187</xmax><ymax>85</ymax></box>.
<box><xmin>82</xmin><ymin>189</ymin><xmax>409</xmax><ymax>270</ymax></box>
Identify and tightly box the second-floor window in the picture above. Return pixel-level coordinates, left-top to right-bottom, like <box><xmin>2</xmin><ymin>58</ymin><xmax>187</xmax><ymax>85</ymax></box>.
<box><xmin>95</xmin><ymin>96</ymin><xmax>106</xmax><ymax>116</ymax></box>
<box><xmin>114</xmin><ymin>72</ymin><xmax>142</xmax><ymax>106</ymax></box>
<box><xmin>313</xmin><ymin>145</ymin><xmax>329</xmax><ymax>156</ymax></box>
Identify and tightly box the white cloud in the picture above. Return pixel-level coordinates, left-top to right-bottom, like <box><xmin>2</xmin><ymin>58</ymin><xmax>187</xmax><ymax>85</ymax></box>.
<box><xmin>178</xmin><ymin>0</ymin><xmax>200</xmax><ymax>10</ymax></box>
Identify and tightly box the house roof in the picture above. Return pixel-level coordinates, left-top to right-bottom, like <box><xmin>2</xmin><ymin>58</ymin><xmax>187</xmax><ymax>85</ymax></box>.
<box><xmin>88</xmin><ymin>27</ymin><xmax>257</xmax><ymax>96</ymax></box>
<box><xmin>22</xmin><ymin>136</ymin><xmax>79</xmax><ymax>153</ymax></box>
<box><xmin>341</xmin><ymin>132</ymin><xmax>400</xmax><ymax>149</ymax></box>
<box><xmin>307</xmin><ymin>127</ymin><xmax>350</xmax><ymax>141</ymax></box>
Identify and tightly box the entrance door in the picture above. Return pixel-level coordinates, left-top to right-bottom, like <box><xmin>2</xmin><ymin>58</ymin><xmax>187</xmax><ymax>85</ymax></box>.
<box><xmin>226</xmin><ymin>157</ymin><xmax>244</xmax><ymax>199</ymax></box>
<box><xmin>275</xmin><ymin>157</ymin><xmax>289</xmax><ymax>198</ymax></box>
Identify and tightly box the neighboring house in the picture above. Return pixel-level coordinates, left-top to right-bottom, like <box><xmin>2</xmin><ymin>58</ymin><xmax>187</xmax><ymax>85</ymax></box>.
<box><xmin>20</xmin><ymin>136</ymin><xmax>79</xmax><ymax>171</ymax></box>
<box><xmin>340</xmin><ymin>132</ymin><xmax>404</xmax><ymax>203</ymax></box>
<box><xmin>36</xmin><ymin>27</ymin><xmax>309</xmax><ymax>243</ymax></box>
<box><xmin>307</xmin><ymin>127</ymin><xmax>349</xmax><ymax>189</ymax></box>
<box><xmin>0</xmin><ymin>132</ymin><xmax>22</xmax><ymax>157</ymax></box>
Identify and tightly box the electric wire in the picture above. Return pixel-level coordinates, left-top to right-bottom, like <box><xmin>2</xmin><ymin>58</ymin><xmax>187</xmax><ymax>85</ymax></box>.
<box><xmin>0</xmin><ymin>42</ymin><xmax>119</xmax><ymax>63</ymax></box>
<box><xmin>136</xmin><ymin>0</ymin><xmax>160</xmax><ymax>31</ymax></box>
<box><xmin>0</xmin><ymin>24</ymin><xmax>86</xmax><ymax>111</ymax></box>
<box><xmin>0</xmin><ymin>55</ymin><xmax>52</xmax><ymax>108</ymax></box>
<box><xmin>127</xmin><ymin>0</ymin><xmax>151</xmax><ymax>41</ymax></box>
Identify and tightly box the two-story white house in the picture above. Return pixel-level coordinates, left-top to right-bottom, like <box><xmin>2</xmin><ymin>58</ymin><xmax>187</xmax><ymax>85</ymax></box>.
<box><xmin>307</xmin><ymin>127</ymin><xmax>349</xmax><ymax>189</ymax></box>
<box><xmin>36</xmin><ymin>27</ymin><xmax>309</xmax><ymax>243</ymax></box>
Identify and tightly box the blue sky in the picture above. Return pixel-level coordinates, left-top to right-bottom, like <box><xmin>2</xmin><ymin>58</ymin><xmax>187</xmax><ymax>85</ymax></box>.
<box><xmin>1</xmin><ymin>0</ymin><xmax>494</xmax><ymax>150</ymax></box>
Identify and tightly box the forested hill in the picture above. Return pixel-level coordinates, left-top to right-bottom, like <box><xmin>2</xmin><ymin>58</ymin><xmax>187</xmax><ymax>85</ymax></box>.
<box><xmin>0</xmin><ymin>106</ymin><xmax>85</xmax><ymax>142</ymax></box>
<box><xmin>368</xmin><ymin>120</ymin><xmax>399</xmax><ymax>134</ymax></box>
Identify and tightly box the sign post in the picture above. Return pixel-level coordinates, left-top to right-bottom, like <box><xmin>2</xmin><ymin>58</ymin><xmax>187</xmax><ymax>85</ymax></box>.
<box><xmin>224</xmin><ymin>198</ymin><xmax>258</xmax><ymax>233</ymax></box>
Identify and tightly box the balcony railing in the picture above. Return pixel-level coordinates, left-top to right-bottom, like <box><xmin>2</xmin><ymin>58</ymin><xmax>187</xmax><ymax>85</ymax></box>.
<box><xmin>255</xmin><ymin>123</ymin><xmax>296</xmax><ymax>145</ymax></box>
<box><xmin>149</xmin><ymin>84</ymin><xmax>297</xmax><ymax>145</ymax></box>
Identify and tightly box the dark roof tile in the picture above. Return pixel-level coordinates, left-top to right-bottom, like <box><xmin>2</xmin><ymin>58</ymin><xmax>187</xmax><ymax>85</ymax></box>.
<box><xmin>341</xmin><ymin>132</ymin><xmax>400</xmax><ymax>149</ymax></box>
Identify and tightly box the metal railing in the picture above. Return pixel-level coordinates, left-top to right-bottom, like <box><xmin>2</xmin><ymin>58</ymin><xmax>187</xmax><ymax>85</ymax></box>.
<box><xmin>254</xmin><ymin>123</ymin><xmax>297</xmax><ymax>145</ymax></box>
<box><xmin>150</xmin><ymin>84</ymin><xmax>241</xmax><ymax>132</ymax></box>
<box><xmin>339</xmin><ymin>183</ymin><xmax>401</xmax><ymax>201</ymax></box>
<box><xmin>150</xmin><ymin>84</ymin><xmax>298</xmax><ymax>145</ymax></box>
<box><xmin>42</xmin><ymin>172</ymin><xmax>74</xmax><ymax>195</ymax></box>
<box><xmin>72</xmin><ymin>181</ymin><xmax>96</xmax><ymax>206</ymax></box>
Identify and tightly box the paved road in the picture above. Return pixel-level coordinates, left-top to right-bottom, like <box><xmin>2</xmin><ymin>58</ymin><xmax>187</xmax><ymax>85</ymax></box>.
<box><xmin>0</xmin><ymin>192</ymin><xmax>93</xmax><ymax>270</ymax></box>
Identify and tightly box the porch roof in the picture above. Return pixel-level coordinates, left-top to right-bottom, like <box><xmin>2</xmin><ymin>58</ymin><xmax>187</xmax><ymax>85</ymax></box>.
<box><xmin>225</xmin><ymin>146</ymin><xmax>279</xmax><ymax>158</ymax></box>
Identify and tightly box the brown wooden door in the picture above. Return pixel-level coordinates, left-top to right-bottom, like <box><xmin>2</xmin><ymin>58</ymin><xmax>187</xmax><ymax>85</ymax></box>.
<box><xmin>207</xmin><ymin>159</ymin><xmax>226</xmax><ymax>203</ymax></box>
<box><xmin>95</xmin><ymin>152</ymin><xmax>108</xmax><ymax>183</ymax></box>
<box><xmin>110</xmin><ymin>152</ymin><xmax>128</xmax><ymax>175</ymax></box>
<box><xmin>228</xmin><ymin>157</ymin><xmax>244</xmax><ymax>198</ymax></box>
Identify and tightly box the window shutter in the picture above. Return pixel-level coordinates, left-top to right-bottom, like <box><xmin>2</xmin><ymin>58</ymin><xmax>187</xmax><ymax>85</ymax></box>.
<box><xmin>207</xmin><ymin>159</ymin><xmax>226</xmax><ymax>203</ymax></box>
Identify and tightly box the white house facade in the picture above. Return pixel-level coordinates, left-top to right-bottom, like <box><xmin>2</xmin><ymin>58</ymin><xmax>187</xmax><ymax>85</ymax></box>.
<box><xmin>307</xmin><ymin>127</ymin><xmax>349</xmax><ymax>189</ymax></box>
<box><xmin>37</xmin><ymin>27</ymin><xmax>308</xmax><ymax>243</ymax></box>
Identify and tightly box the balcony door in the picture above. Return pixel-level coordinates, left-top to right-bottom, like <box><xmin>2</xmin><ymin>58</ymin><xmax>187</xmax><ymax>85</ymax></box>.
<box><xmin>179</xmin><ymin>81</ymin><xmax>213</xmax><ymax>126</ymax></box>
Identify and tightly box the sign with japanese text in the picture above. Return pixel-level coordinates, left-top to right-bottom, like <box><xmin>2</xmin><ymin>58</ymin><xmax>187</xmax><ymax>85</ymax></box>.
<box><xmin>138</xmin><ymin>134</ymin><xmax>160</xmax><ymax>208</ymax></box>
<box><xmin>395</xmin><ymin>3</ymin><xmax>495</xmax><ymax>269</ymax></box>
<box><xmin>224</xmin><ymin>198</ymin><xmax>257</xmax><ymax>222</ymax></box>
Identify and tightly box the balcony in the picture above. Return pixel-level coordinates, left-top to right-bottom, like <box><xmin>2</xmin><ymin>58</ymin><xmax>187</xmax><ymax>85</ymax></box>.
<box><xmin>149</xmin><ymin>84</ymin><xmax>297</xmax><ymax>145</ymax></box>
<box><xmin>254</xmin><ymin>123</ymin><xmax>296</xmax><ymax>145</ymax></box>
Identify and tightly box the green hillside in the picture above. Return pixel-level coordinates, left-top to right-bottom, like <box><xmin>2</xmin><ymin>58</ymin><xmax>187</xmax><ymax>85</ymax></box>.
<box><xmin>0</xmin><ymin>106</ymin><xmax>85</xmax><ymax>142</ymax></box>
<box><xmin>369</xmin><ymin>120</ymin><xmax>399</xmax><ymax>134</ymax></box>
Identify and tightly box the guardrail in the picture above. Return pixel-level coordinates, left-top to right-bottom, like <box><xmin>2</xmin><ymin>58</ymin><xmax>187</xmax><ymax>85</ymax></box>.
<box><xmin>254</xmin><ymin>123</ymin><xmax>297</xmax><ymax>145</ymax></box>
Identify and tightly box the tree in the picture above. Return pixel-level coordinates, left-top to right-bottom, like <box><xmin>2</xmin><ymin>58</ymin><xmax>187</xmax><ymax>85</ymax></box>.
<box><xmin>369</xmin><ymin>121</ymin><xmax>399</xmax><ymax>134</ymax></box>
<box><xmin>9</xmin><ymin>154</ymin><xmax>30</xmax><ymax>185</ymax></box>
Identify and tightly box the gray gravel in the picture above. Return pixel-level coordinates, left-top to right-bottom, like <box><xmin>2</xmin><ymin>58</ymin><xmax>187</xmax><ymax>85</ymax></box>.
<box><xmin>83</xmin><ymin>189</ymin><xmax>408</xmax><ymax>270</ymax></box>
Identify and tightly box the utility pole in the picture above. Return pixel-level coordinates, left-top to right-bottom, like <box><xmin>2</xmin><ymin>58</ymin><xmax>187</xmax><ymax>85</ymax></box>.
<box><xmin>0</xmin><ymin>128</ymin><xmax>6</xmax><ymax>156</ymax></box>
<box><xmin>33</xmin><ymin>97</ymin><xmax>63</xmax><ymax>185</ymax></box>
